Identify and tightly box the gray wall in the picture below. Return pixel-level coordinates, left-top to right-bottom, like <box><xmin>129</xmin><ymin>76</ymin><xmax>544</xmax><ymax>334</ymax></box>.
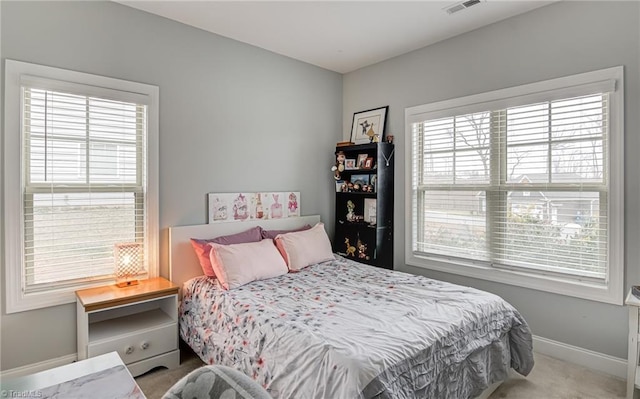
<box><xmin>0</xmin><ymin>1</ymin><xmax>342</xmax><ymax>370</ymax></box>
<box><xmin>343</xmin><ymin>1</ymin><xmax>639</xmax><ymax>359</ymax></box>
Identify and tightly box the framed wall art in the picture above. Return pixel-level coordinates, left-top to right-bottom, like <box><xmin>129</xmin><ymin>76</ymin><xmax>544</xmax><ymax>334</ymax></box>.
<box><xmin>208</xmin><ymin>191</ymin><xmax>300</xmax><ymax>223</ymax></box>
<box><xmin>349</xmin><ymin>106</ymin><xmax>388</xmax><ymax>144</ymax></box>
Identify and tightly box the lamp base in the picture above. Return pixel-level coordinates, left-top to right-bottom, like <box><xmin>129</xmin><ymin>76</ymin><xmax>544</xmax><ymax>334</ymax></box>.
<box><xmin>116</xmin><ymin>279</ymin><xmax>139</xmax><ymax>288</ymax></box>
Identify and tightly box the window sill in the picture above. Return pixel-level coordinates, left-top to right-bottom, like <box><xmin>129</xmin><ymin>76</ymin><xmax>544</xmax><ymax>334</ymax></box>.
<box><xmin>6</xmin><ymin>281</ymin><xmax>113</xmax><ymax>313</ymax></box>
<box><xmin>405</xmin><ymin>251</ymin><xmax>623</xmax><ymax>305</ymax></box>
<box><xmin>6</xmin><ymin>273</ymin><xmax>155</xmax><ymax>314</ymax></box>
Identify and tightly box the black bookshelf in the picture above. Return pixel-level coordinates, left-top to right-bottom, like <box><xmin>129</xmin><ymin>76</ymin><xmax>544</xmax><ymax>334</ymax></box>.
<box><xmin>333</xmin><ymin>142</ymin><xmax>394</xmax><ymax>269</ymax></box>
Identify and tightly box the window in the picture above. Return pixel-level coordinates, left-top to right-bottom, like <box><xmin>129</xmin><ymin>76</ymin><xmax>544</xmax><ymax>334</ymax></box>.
<box><xmin>4</xmin><ymin>60</ymin><xmax>159</xmax><ymax>313</ymax></box>
<box><xmin>405</xmin><ymin>67</ymin><xmax>623</xmax><ymax>304</ymax></box>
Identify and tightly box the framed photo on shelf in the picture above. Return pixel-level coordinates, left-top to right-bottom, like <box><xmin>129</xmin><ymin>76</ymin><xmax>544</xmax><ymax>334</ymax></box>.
<box><xmin>363</xmin><ymin>157</ymin><xmax>374</xmax><ymax>169</ymax></box>
<box><xmin>357</xmin><ymin>153</ymin><xmax>368</xmax><ymax>169</ymax></box>
<box><xmin>345</xmin><ymin>159</ymin><xmax>357</xmax><ymax>170</ymax></box>
<box><xmin>350</xmin><ymin>174</ymin><xmax>370</xmax><ymax>189</ymax></box>
<box><xmin>349</xmin><ymin>106</ymin><xmax>388</xmax><ymax>144</ymax></box>
<box><xmin>364</xmin><ymin>198</ymin><xmax>377</xmax><ymax>225</ymax></box>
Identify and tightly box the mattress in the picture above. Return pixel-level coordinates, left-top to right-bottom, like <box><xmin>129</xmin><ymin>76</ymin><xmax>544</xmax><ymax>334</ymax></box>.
<box><xmin>179</xmin><ymin>255</ymin><xmax>534</xmax><ymax>399</ymax></box>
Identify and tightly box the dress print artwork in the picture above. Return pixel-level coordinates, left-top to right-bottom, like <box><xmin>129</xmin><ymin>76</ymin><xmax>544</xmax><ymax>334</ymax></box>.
<box><xmin>270</xmin><ymin>194</ymin><xmax>283</xmax><ymax>219</ymax></box>
<box><xmin>208</xmin><ymin>192</ymin><xmax>300</xmax><ymax>223</ymax></box>
<box><xmin>233</xmin><ymin>193</ymin><xmax>249</xmax><ymax>220</ymax></box>
<box><xmin>287</xmin><ymin>192</ymin><xmax>299</xmax><ymax>217</ymax></box>
<box><xmin>210</xmin><ymin>195</ymin><xmax>229</xmax><ymax>222</ymax></box>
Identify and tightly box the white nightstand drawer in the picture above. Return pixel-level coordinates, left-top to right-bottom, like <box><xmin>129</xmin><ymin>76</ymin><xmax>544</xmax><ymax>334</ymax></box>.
<box><xmin>88</xmin><ymin>323</ymin><xmax>177</xmax><ymax>364</ymax></box>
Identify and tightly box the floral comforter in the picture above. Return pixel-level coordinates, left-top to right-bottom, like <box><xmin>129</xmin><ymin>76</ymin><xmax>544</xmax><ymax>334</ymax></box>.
<box><xmin>179</xmin><ymin>255</ymin><xmax>534</xmax><ymax>399</ymax></box>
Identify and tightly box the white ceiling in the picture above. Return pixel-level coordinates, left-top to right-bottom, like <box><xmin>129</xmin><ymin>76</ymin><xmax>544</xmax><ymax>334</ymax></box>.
<box><xmin>118</xmin><ymin>1</ymin><xmax>555</xmax><ymax>74</ymax></box>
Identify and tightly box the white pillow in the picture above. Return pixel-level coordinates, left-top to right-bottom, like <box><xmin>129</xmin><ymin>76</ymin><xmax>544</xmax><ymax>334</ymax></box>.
<box><xmin>209</xmin><ymin>239</ymin><xmax>288</xmax><ymax>290</ymax></box>
<box><xmin>274</xmin><ymin>222</ymin><xmax>334</xmax><ymax>271</ymax></box>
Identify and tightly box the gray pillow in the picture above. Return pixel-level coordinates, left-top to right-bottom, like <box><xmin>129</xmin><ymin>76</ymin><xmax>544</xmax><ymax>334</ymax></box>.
<box><xmin>162</xmin><ymin>365</ymin><xmax>272</xmax><ymax>399</ymax></box>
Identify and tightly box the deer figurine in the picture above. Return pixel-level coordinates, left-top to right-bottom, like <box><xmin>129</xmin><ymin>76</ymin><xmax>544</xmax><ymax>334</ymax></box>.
<box><xmin>345</xmin><ymin>238</ymin><xmax>356</xmax><ymax>257</ymax></box>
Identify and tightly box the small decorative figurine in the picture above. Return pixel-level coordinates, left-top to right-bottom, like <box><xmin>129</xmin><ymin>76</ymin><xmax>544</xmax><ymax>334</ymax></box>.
<box><xmin>357</xmin><ymin>239</ymin><xmax>369</xmax><ymax>260</ymax></box>
<box><xmin>345</xmin><ymin>238</ymin><xmax>356</xmax><ymax>257</ymax></box>
<box><xmin>332</xmin><ymin>151</ymin><xmax>346</xmax><ymax>180</ymax></box>
<box><xmin>346</xmin><ymin>200</ymin><xmax>356</xmax><ymax>222</ymax></box>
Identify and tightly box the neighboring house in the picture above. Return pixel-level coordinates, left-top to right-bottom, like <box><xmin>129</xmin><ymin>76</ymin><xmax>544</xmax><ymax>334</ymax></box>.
<box><xmin>476</xmin><ymin>174</ymin><xmax>600</xmax><ymax>226</ymax></box>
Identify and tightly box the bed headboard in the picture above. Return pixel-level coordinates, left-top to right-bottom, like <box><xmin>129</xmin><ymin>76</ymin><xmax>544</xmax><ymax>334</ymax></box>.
<box><xmin>169</xmin><ymin>215</ymin><xmax>321</xmax><ymax>289</ymax></box>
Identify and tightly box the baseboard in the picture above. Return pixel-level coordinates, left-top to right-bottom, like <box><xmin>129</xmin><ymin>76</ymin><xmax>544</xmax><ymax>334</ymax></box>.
<box><xmin>0</xmin><ymin>353</ymin><xmax>77</xmax><ymax>380</ymax></box>
<box><xmin>533</xmin><ymin>335</ymin><xmax>626</xmax><ymax>380</ymax></box>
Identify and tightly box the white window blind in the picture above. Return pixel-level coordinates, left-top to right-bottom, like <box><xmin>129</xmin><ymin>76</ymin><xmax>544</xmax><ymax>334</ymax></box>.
<box><xmin>406</xmin><ymin>67</ymin><xmax>623</xmax><ymax>304</ymax></box>
<box><xmin>413</xmin><ymin>93</ymin><xmax>607</xmax><ymax>280</ymax></box>
<box><xmin>22</xmin><ymin>86</ymin><xmax>147</xmax><ymax>293</ymax></box>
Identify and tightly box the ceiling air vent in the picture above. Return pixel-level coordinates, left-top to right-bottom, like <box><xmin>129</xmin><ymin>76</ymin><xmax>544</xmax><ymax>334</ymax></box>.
<box><xmin>444</xmin><ymin>0</ymin><xmax>483</xmax><ymax>15</ymax></box>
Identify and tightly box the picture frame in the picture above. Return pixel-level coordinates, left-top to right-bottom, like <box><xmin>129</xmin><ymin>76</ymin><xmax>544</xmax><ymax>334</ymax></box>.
<box><xmin>207</xmin><ymin>191</ymin><xmax>299</xmax><ymax>223</ymax></box>
<box><xmin>350</xmin><ymin>106</ymin><xmax>388</xmax><ymax>144</ymax></box>
<box><xmin>364</xmin><ymin>198</ymin><xmax>377</xmax><ymax>225</ymax></box>
<box><xmin>350</xmin><ymin>174</ymin><xmax>370</xmax><ymax>186</ymax></box>
<box><xmin>345</xmin><ymin>159</ymin><xmax>357</xmax><ymax>170</ymax></box>
<box><xmin>357</xmin><ymin>154</ymin><xmax>368</xmax><ymax>169</ymax></box>
<box><xmin>363</xmin><ymin>157</ymin><xmax>374</xmax><ymax>169</ymax></box>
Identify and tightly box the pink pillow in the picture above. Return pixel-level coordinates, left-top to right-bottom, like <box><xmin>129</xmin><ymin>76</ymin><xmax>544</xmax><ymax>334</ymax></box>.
<box><xmin>190</xmin><ymin>226</ymin><xmax>263</xmax><ymax>277</ymax></box>
<box><xmin>274</xmin><ymin>222</ymin><xmax>334</xmax><ymax>271</ymax></box>
<box><xmin>209</xmin><ymin>239</ymin><xmax>288</xmax><ymax>290</ymax></box>
<box><xmin>261</xmin><ymin>224</ymin><xmax>312</xmax><ymax>240</ymax></box>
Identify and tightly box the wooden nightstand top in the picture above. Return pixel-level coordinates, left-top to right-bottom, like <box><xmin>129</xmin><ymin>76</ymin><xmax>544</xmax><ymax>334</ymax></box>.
<box><xmin>76</xmin><ymin>277</ymin><xmax>179</xmax><ymax>312</ymax></box>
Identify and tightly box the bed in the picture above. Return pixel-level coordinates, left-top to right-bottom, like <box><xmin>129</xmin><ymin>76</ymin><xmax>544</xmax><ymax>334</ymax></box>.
<box><xmin>169</xmin><ymin>215</ymin><xmax>534</xmax><ymax>399</ymax></box>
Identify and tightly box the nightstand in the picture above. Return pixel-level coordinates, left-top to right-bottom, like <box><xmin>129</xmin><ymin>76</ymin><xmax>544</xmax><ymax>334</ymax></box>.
<box><xmin>626</xmin><ymin>289</ymin><xmax>640</xmax><ymax>399</ymax></box>
<box><xmin>76</xmin><ymin>277</ymin><xmax>180</xmax><ymax>377</ymax></box>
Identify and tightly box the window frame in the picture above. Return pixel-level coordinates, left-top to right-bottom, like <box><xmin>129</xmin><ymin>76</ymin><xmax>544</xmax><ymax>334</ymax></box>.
<box><xmin>4</xmin><ymin>60</ymin><xmax>159</xmax><ymax>313</ymax></box>
<box><xmin>404</xmin><ymin>67</ymin><xmax>624</xmax><ymax>305</ymax></box>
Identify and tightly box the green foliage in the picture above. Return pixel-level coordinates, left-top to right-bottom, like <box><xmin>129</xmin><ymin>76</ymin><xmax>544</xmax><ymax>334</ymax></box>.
<box><xmin>505</xmin><ymin>211</ymin><xmax>602</xmax><ymax>274</ymax></box>
<box><xmin>423</xmin><ymin>207</ymin><xmax>603</xmax><ymax>275</ymax></box>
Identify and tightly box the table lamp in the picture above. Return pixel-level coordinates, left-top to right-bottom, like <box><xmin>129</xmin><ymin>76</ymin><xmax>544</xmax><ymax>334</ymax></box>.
<box><xmin>114</xmin><ymin>242</ymin><xmax>144</xmax><ymax>287</ymax></box>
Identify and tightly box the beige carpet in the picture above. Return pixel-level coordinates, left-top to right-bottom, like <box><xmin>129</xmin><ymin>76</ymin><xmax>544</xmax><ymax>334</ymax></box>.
<box><xmin>490</xmin><ymin>352</ymin><xmax>624</xmax><ymax>399</ymax></box>
<box><xmin>136</xmin><ymin>349</ymin><xmax>625</xmax><ymax>399</ymax></box>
